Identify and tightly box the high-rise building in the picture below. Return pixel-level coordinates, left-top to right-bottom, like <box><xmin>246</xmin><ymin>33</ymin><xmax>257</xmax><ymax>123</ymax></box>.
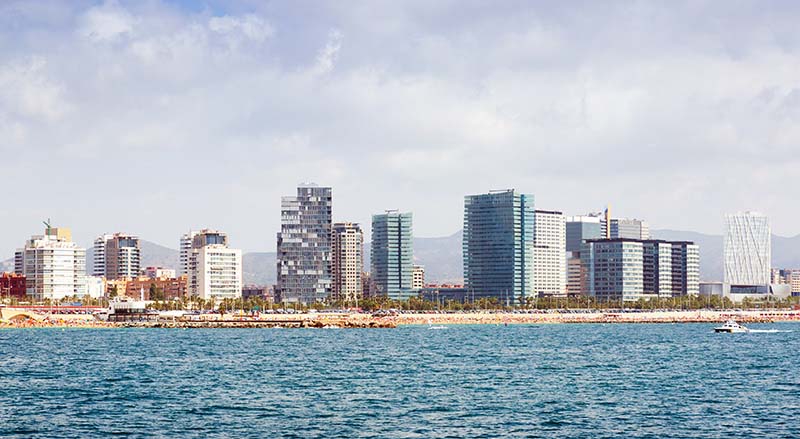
<box><xmin>92</xmin><ymin>233</ymin><xmax>111</xmax><ymax>277</ymax></box>
<box><xmin>463</xmin><ymin>189</ymin><xmax>534</xmax><ymax>303</ymax></box>
<box><xmin>566</xmin><ymin>215</ymin><xmax>603</xmax><ymax>295</ymax></box>
<box><xmin>93</xmin><ymin>233</ymin><xmax>140</xmax><ymax>280</ymax></box>
<box><xmin>179</xmin><ymin>231</ymin><xmax>199</xmax><ymax>276</ymax></box>
<box><xmin>371</xmin><ymin>211</ymin><xmax>414</xmax><ymax>300</ymax></box>
<box><xmin>184</xmin><ymin>229</ymin><xmax>241</xmax><ymax>300</ymax></box>
<box><xmin>276</xmin><ymin>184</ymin><xmax>332</xmax><ymax>303</ymax></box>
<box><xmin>582</xmin><ymin>238</ymin><xmax>699</xmax><ymax>302</ymax></box>
<box><xmin>610</xmin><ymin>218</ymin><xmax>650</xmax><ymax>240</ymax></box>
<box><xmin>331</xmin><ymin>222</ymin><xmax>363</xmax><ymax>303</ymax></box>
<box><xmin>533</xmin><ymin>210</ymin><xmax>566</xmax><ymax>297</ymax></box>
<box><xmin>412</xmin><ymin>265</ymin><xmax>425</xmax><ymax>290</ymax></box>
<box><xmin>15</xmin><ymin>225</ymin><xmax>87</xmax><ymax>300</ymax></box>
<box><xmin>724</xmin><ymin>212</ymin><xmax>770</xmax><ymax>286</ymax></box>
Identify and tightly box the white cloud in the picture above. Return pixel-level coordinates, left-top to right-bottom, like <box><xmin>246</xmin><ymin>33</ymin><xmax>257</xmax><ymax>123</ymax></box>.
<box><xmin>0</xmin><ymin>57</ymin><xmax>70</xmax><ymax>122</ymax></box>
<box><xmin>209</xmin><ymin>14</ymin><xmax>274</xmax><ymax>43</ymax></box>
<box><xmin>78</xmin><ymin>0</ymin><xmax>135</xmax><ymax>42</ymax></box>
<box><xmin>3</xmin><ymin>0</ymin><xmax>800</xmax><ymax>258</ymax></box>
<box><xmin>310</xmin><ymin>29</ymin><xmax>343</xmax><ymax>76</ymax></box>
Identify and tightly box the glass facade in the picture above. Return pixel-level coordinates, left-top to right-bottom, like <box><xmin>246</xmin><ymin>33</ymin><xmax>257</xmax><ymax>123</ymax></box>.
<box><xmin>582</xmin><ymin>238</ymin><xmax>699</xmax><ymax>302</ymax></box>
<box><xmin>462</xmin><ymin>190</ymin><xmax>534</xmax><ymax>304</ymax></box>
<box><xmin>566</xmin><ymin>220</ymin><xmax>602</xmax><ymax>253</ymax></box>
<box><xmin>276</xmin><ymin>184</ymin><xmax>333</xmax><ymax>303</ymax></box>
<box><xmin>724</xmin><ymin>212</ymin><xmax>770</xmax><ymax>286</ymax></box>
<box><xmin>370</xmin><ymin>212</ymin><xmax>414</xmax><ymax>300</ymax></box>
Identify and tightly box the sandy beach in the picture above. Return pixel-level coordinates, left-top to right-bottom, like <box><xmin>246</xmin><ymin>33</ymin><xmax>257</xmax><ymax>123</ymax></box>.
<box><xmin>2</xmin><ymin>309</ymin><xmax>799</xmax><ymax>329</ymax></box>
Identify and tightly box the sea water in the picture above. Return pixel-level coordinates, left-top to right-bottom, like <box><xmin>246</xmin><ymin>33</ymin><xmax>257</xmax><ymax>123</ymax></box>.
<box><xmin>1</xmin><ymin>323</ymin><xmax>798</xmax><ymax>438</ymax></box>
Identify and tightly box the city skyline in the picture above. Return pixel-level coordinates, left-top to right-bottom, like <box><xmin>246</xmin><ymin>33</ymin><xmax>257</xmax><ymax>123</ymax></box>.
<box><xmin>3</xmin><ymin>1</ymin><xmax>800</xmax><ymax>258</ymax></box>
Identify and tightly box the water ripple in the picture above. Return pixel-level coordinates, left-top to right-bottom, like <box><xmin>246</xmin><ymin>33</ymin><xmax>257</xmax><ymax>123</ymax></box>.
<box><xmin>1</xmin><ymin>323</ymin><xmax>799</xmax><ymax>438</ymax></box>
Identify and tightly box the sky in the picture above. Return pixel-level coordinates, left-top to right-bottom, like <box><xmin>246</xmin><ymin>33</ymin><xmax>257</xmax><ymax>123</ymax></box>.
<box><xmin>2</xmin><ymin>0</ymin><xmax>800</xmax><ymax>255</ymax></box>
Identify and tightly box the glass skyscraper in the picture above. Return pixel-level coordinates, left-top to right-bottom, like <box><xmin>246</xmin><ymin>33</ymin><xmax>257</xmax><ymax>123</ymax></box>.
<box><xmin>276</xmin><ymin>184</ymin><xmax>332</xmax><ymax>303</ymax></box>
<box><xmin>724</xmin><ymin>211</ymin><xmax>771</xmax><ymax>286</ymax></box>
<box><xmin>462</xmin><ymin>189</ymin><xmax>535</xmax><ymax>304</ymax></box>
<box><xmin>370</xmin><ymin>211</ymin><xmax>413</xmax><ymax>300</ymax></box>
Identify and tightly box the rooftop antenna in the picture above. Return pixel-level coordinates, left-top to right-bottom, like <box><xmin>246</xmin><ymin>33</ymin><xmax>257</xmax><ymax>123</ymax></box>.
<box><xmin>43</xmin><ymin>218</ymin><xmax>52</xmax><ymax>235</ymax></box>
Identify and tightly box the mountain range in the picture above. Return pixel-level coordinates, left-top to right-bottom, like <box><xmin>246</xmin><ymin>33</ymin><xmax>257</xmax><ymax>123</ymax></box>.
<box><xmin>3</xmin><ymin>229</ymin><xmax>799</xmax><ymax>284</ymax></box>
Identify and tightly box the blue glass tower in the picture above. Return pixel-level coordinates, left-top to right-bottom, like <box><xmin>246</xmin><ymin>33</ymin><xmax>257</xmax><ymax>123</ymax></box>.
<box><xmin>370</xmin><ymin>211</ymin><xmax>414</xmax><ymax>300</ymax></box>
<box><xmin>462</xmin><ymin>190</ymin><xmax>535</xmax><ymax>304</ymax></box>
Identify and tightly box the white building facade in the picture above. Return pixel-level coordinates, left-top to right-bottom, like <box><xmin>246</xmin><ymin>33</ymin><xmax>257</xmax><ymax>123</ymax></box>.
<box><xmin>724</xmin><ymin>212</ymin><xmax>771</xmax><ymax>285</ymax></box>
<box><xmin>184</xmin><ymin>229</ymin><xmax>242</xmax><ymax>300</ymax></box>
<box><xmin>15</xmin><ymin>227</ymin><xmax>87</xmax><ymax>300</ymax></box>
<box><xmin>195</xmin><ymin>246</ymin><xmax>242</xmax><ymax>300</ymax></box>
<box><xmin>331</xmin><ymin>222</ymin><xmax>363</xmax><ymax>302</ymax></box>
<box><xmin>532</xmin><ymin>210</ymin><xmax>566</xmax><ymax>296</ymax></box>
<box><xmin>412</xmin><ymin>265</ymin><xmax>425</xmax><ymax>290</ymax></box>
<box><xmin>93</xmin><ymin>233</ymin><xmax>140</xmax><ymax>280</ymax></box>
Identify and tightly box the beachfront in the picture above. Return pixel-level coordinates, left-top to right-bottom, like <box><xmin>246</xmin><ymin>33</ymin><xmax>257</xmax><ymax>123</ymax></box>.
<box><xmin>2</xmin><ymin>309</ymin><xmax>800</xmax><ymax>329</ymax></box>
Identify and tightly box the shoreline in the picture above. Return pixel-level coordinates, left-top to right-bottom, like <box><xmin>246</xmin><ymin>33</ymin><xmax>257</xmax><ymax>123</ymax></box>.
<box><xmin>2</xmin><ymin>310</ymin><xmax>799</xmax><ymax>329</ymax></box>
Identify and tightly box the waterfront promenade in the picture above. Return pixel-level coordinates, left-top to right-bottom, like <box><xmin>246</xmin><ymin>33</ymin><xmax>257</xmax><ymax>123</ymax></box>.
<box><xmin>2</xmin><ymin>308</ymin><xmax>799</xmax><ymax>329</ymax></box>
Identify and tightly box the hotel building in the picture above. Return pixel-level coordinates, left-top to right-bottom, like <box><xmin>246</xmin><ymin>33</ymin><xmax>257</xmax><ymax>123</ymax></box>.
<box><xmin>15</xmin><ymin>226</ymin><xmax>87</xmax><ymax>300</ymax></box>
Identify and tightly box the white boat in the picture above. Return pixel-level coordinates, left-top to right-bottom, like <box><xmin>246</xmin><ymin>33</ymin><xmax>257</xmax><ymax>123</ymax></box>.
<box><xmin>427</xmin><ymin>319</ymin><xmax>447</xmax><ymax>330</ymax></box>
<box><xmin>714</xmin><ymin>320</ymin><xmax>749</xmax><ymax>333</ymax></box>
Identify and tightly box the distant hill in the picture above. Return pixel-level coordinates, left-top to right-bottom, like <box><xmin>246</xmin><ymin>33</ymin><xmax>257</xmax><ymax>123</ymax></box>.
<box><xmin>242</xmin><ymin>252</ymin><xmax>276</xmax><ymax>285</ymax></box>
<box><xmin>412</xmin><ymin>232</ymin><xmax>463</xmax><ymax>283</ymax></box>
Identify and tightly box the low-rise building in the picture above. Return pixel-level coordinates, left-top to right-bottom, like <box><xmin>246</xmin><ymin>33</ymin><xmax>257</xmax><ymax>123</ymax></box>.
<box><xmin>0</xmin><ymin>273</ymin><xmax>27</xmax><ymax>298</ymax></box>
<box><xmin>125</xmin><ymin>275</ymin><xmax>187</xmax><ymax>301</ymax></box>
<box><xmin>412</xmin><ymin>265</ymin><xmax>425</xmax><ymax>290</ymax></box>
<box><xmin>242</xmin><ymin>285</ymin><xmax>273</xmax><ymax>301</ymax></box>
<box><xmin>143</xmin><ymin>266</ymin><xmax>177</xmax><ymax>279</ymax></box>
<box><xmin>419</xmin><ymin>284</ymin><xmax>468</xmax><ymax>303</ymax></box>
<box><xmin>85</xmin><ymin>276</ymin><xmax>106</xmax><ymax>299</ymax></box>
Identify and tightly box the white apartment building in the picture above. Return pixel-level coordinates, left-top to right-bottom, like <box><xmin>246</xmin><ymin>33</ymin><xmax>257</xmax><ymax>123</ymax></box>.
<box><xmin>533</xmin><ymin>210</ymin><xmax>566</xmax><ymax>297</ymax></box>
<box><xmin>179</xmin><ymin>230</ymin><xmax>199</xmax><ymax>276</ymax></box>
<box><xmin>93</xmin><ymin>233</ymin><xmax>140</xmax><ymax>279</ymax></box>
<box><xmin>92</xmin><ymin>233</ymin><xmax>112</xmax><ymax>277</ymax></box>
<box><xmin>724</xmin><ymin>212</ymin><xmax>770</xmax><ymax>285</ymax></box>
<box><xmin>15</xmin><ymin>227</ymin><xmax>87</xmax><ymax>300</ymax></box>
<box><xmin>184</xmin><ymin>229</ymin><xmax>242</xmax><ymax>300</ymax></box>
<box><xmin>195</xmin><ymin>246</ymin><xmax>242</xmax><ymax>300</ymax></box>
<box><xmin>331</xmin><ymin>222</ymin><xmax>363</xmax><ymax>302</ymax></box>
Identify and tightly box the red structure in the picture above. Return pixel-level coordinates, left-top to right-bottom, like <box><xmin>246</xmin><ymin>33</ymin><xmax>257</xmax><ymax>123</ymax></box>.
<box><xmin>0</xmin><ymin>273</ymin><xmax>26</xmax><ymax>298</ymax></box>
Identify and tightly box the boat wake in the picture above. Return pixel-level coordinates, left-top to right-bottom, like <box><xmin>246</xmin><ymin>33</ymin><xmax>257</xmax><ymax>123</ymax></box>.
<box><xmin>748</xmin><ymin>329</ymin><xmax>793</xmax><ymax>333</ymax></box>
